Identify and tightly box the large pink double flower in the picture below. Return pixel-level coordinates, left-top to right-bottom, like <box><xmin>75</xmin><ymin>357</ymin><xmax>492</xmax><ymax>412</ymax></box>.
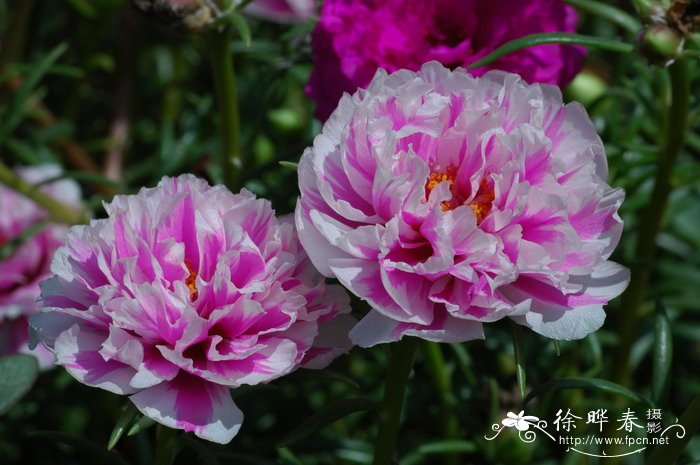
<box><xmin>30</xmin><ymin>175</ymin><xmax>352</xmax><ymax>443</ymax></box>
<box><xmin>296</xmin><ymin>62</ymin><xmax>629</xmax><ymax>347</ymax></box>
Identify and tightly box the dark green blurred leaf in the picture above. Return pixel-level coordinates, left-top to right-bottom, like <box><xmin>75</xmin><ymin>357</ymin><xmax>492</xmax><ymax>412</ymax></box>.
<box><xmin>27</xmin><ymin>431</ymin><xmax>130</xmax><ymax>465</ymax></box>
<box><xmin>279</xmin><ymin>161</ymin><xmax>298</xmax><ymax>170</ymax></box>
<box><xmin>651</xmin><ymin>302</ymin><xmax>673</xmax><ymax>405</ymax></box>
<box><xmin>107</xmin><ymin>403</ymin><xmax>139</xmax><ymax>450</ymax></box>
<box><xmin>179</xmin><ymin>436</ymin><xmax>220</xmax><ymax>465</ymax></box>
<box><xmin>127</xmin><ymin>414</ymin><xmax>156</xmax><ymax>436</ymax></box>
<box><xmin>0</xmin><ymin>354</ymin><xmax>39</xmax><ymax>415</ymax></box>
<box><xmin>0</xmin><ymin>43</ymin><xmax>69</xmax><ymax>146</ymax></box>
<box><xmin>287</xmin><ymin>368</ymin><xmax>361</xmax><ymax>389</ymax></box>
<box><xmin>230</xmin><ymin>14</ymin><xmax>252</xmax><ymax>47</ymax></box>
<box><xmin>402</xmin><ymin>440</ymin><xmax>477</xmax><ymax>465</ymax></box>
<box><xmin>565</xmin><ymin>0</ymin><xmax>640</xmax><ymax>34</ymax></box>
<box><xmin>37</xmin><ymin>170</ymin><xmax>123</xmax><ymax>190</ymax></box>
<box><xmin>509</xmin><ymin>321</ymin><xmax>527</xmax><ymax>399</ymax></box>
<box><xmin>278</xmin><ymin>397</ymin><xmax>378</xmax><ymax>446</ymax></box>
<box><xmin>524</xmin><ymin>377</ymin><xmax>654</xmax><ymax>407</ymax></box>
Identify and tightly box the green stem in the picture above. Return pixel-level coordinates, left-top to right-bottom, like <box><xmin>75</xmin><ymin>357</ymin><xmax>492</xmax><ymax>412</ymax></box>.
<box><xmin>422</xmin><ymin>341</ymin><xmax>459</xmax><ymax>465</ymax></box>
<box><xmin>372</xmin><ymin>337</ymin><xmax>419</xmax><ymax>465</ymax></box>
<box><xmin>645</xmin><ymin>395</ymin><xmax>700</xmax><ymax>465</ymax></box>
<box><xmin>206</xmin><ymin>27</ymin><xmax>243</xmax><ymax>191</ymax></box>
<box><xmin>0</xmin><ymin>161</ymin><xmax>87</xmax><ymax>225</ymax></box>
<box><xmin>613</xmin><ymin>59</ymin><xmax>691</xmax><ymax>385</ymax></box>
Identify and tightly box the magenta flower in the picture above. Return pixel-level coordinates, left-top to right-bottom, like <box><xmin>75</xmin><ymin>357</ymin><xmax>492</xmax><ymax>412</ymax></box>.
<box><xmin>0</xmin><ymin>165</ymin><xmax>81</xmax><ymax>368</ymax></box>
<box><xmin>245</xmin><ymin>0</ymin><xmax>316</xmax><ymax>23</ymax></box>
<box><xmin>30</xmin><ymin>175</ymin><xmax>353</xmax><ymax>444</ymax></box>
<box><xmin>296</xmin><ymin>62</ymin><xmax>629</xmax><ymax>348</ymax></box>
<box><xmin>307</xmin><ymin>0</ymin><xmax>586</xmax><ymax>121</ymax></box>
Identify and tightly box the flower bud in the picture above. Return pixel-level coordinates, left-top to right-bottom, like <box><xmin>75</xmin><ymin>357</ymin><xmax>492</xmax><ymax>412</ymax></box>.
<box><xmin>640</xmin><ymin>24</ymin><xmax>684</xmax><ymax>63</ymax></box>
<box><xmin>632</xmin><ymin>0</ymin><xmax>670</xmax><ymax>24</ymax></box>
<box><xmin>565</xmin><ymin>70</ymin><xmax>608</xmax><ymax>107</ymax></box>
<box><xmin>131</xmin><ymin>0</ymin><xmax>215</xmax><ymax>32</ymax></box>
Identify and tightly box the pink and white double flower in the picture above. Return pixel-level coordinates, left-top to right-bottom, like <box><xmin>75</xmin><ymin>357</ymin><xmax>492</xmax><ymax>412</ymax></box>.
<box><xmin>30</xmin><ymin>175</ymin><xmax>353</xmax><ymax>443</ymax></box>
<box><xmin>296</xmin><ymin>62</ymin><xmax>629</xmax><ymax>347</ymax></box>
<box><xmin>0</xmin><ymin>165</ymin><xmax>82</xmax><ymax>368</ymax></box>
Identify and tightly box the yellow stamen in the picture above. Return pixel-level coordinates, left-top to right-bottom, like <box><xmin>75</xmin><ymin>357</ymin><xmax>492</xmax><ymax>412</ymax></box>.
<box><xmin>184</xmin><ymin>258</ymin><xmax>198</xmax><ymax>302</ymax></box>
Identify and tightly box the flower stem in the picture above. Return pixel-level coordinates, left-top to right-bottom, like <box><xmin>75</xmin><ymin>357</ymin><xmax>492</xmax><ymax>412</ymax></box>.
<box><xmin>613</xmin><ymin>59</ymin><xmax>691</xmax><ymax>385</ymax></box>
<box><xmin>206</xmin><ymin>26</ymin><xmax>243</xmax><ymax>191</ymax></box>
<box><xmin>422</xmin><ymin>341</ymin><xmax>459</xmax><ymax>465</ymax></box>
<box><xmin>372</xmin><ymin>337</ymin><xmax>419</xmax><ymax>465</ymax></box>
<box><xmin>0</xmin><ymin>161</ymin><xmax>88</xmax><ymax>225</ymax></box>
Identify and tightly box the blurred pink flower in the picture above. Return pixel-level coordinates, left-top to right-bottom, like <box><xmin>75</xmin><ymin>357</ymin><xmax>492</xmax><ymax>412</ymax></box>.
<box><xmin>30</xmin><ymin>175</ymin><xmax>353</xmax><ymax>444</ymax></box>
<box><xmin>296</xmin><ymin>62</ymin><xmax>629</xmax><ymax>348</ymax></box>
<box><xmin>307</xmin><ymin>0</ymin><xmax>586</xmax><ymax>121</ymax></box>
<box><xmin>0</xmin><ymin>165</ymin><xmax>81</xmax><ymax>369</ymax></box>
<box><xmin>245</xmin><ymin>0</ymin><xmax>316</xmax><ymax>23</ymax></box>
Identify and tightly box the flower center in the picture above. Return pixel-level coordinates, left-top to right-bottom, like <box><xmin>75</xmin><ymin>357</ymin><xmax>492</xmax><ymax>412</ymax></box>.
<box><xmin>468</xmin><ymin>177</ymin><xmax>495</xmax><ymax>224</ymax></box>
<box><xmin>424</xmin><ymin>165</ymin><xmax>494</xmax><ymax>222</ymax></box>
<box><xmin>184</xmin><ymin>258</ymin><xmax>198</xmax><ymax>301</ymax></box>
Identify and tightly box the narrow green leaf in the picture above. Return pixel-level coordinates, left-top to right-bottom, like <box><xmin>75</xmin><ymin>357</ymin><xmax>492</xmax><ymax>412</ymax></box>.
<box><xmin>278</xmin><ymin>397</ymin><xmax>378</xmax><ymax>446</ymax></box>
<box><xmin>27</xmin><ymin>431</ymin><xmax>130</xmax><ymax>465</ymax></box>
<box><xmin>36</xmin><ymin>170</ymin><xmax>123</xmax><ymax>190</ymax></box>
<box><xmin>552</xmin><ymin>339</ymin><xmax>561</xmax><ymax>356</ymax></box>
<box><xmin>108</xmin><ymin>403</ymin><xmax>139</xmax><ymax>450</ymax></box>
<box><xmin>467</xmin><ymin>33</ymin><xmax>634</xmax><ymax>70</ymax></box>
<box><xmin>0</xmin><ymin>43</ymin><xmax>69</xmax><ymax>146</ymax></box>
<box><xmin>65</xmin><ymin>0</ymin><xmax>97</xmax><ymax>18</ymax></box>
<box><xmin>279</xmin><ymin>161</ymin><xmax>298</xmax><ymax>170</ymax></box>
<box><xmin>179</xmin><ymin>437</ymin><xmax>220</xmax><ymax>465</ymax></box>
<box><xmin>509</xmin><ymin>321</ymin><xmax>527</xmax><ymax>399</ymax></box>
<box><xmin>565</xmin><ymin>0</ymin><xmax>640</xmax><ymax>34</ymax></box>
<box><xmin>524</xmin><ymin>377</ymin><xmax>654</xmax><ymax>407</ymax></box>
<box><xmin>402</xmin><ymin>440</ymin><xmax>477</xmax><ymax>465</ymax></box>
<box><xmin>0</xmin><ymin>354</ymin><xmax>39</xmax><ymax>415</ymax></box>
<box><xmin>127</xmin><ymin>414</ymin><xmax>157</xmax><ymax>436</ymax></box>
<box><xmin>229</xmin><ymin>14</ymin><xmax>252</xmax><ymax>47</ymax></box>
<box><xmin>287</xmin><ymin>368</ymin><xmax>361</xmax><ymax>389</ymax></box>
<box><xmin>651</xmin><ymin>301</ymin><xmax>673</xmax><ymax>404</ymax></box>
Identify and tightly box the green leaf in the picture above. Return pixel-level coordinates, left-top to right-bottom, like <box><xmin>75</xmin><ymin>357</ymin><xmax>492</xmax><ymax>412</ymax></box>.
<box><xmin>127</xmin><ymin>414</ymin><xmax>157</xmax><ymax>436</ymax></box>
<box><xmin>0</xmin><ymin>354</ymin><xmax>39</xmax><ymax>415</ymax></box>
<box><xmin>0</xmin><ymin>43</ymin><xmax>69</xmax><ymax>146</ymax></box>
<box><xmin>402</xmin><ymin>440</ymin><xmax>478</xmax><ymax>465</ymax></box>
<box><xmin>565</xmin><ymin>0</ymin><xmax>640</xmax><ymax>34</ymax></box>
<box><xmin>651</xmin><ymin>301</ymin><xmax>673</xmax><ymax>405</ymax></box>
<box><xmin>107</xmin><ymin>403</ymin><xmax>139</xmax><ymax>450</ymax></box>
<box><xmin>179</xmin><ymin>436</ymin><xmax>221</xmax><ymax>465</ymax></box>
<box><xmin>509</xmin><ymin>321</ymin><xmax>527</xmax><ymax>399</ymax></box>
<box><xmin>229</xmin><ymin>14</ymin><xmax>252</xmax><ymax>47</ymax></box>
<box><xmin>287</xmin><ymin>368</ymin><xmax>361</xmax><ymax>389</ymax></box>
<box><xmin>27</xmin><ymin>431</ymin><xmax>131</xmax><ymax>465</ymax></box>
<box><xmin>65</xmin><ymin>0</ymin><xmax>97</xmax><ymax>18</ymax></box>
<box><xmin>467</xmin><ymin>33</ymin><xmax>634</xmax><ymax>70</ymax></box>
<box><xmin>524</xmin><ymin>377</ymin><xmax>654</xmax><ymax>407</ymax></box>
<box><xmin>278</xmin><ymin>397</ymin><xmax>378</xmax><ymax>446</ymax></box>
<box><xmin>279</xmin><ymin>161</ymin><xmax>299</xmax><ymax>170</ymax></box>
<box><xmin>36</xmin><ymin>170</ymin><xmax>123</xmax><ymax>190</ymax></box>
